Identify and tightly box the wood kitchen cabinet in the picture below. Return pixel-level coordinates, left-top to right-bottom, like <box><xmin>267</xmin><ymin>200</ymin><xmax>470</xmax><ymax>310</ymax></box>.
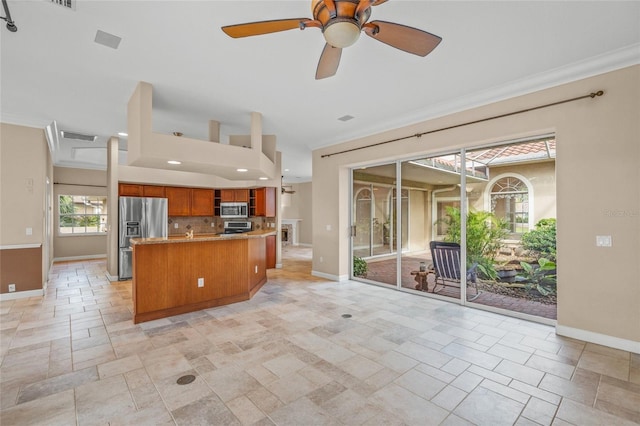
<box><xmin>190</xmin><ymin>188</ymin><xmax>214</xmax><ymax>216</ymax></box>
<box><xmin>119</xmin><ymin>183</ymin><xmax>143</xmax><ymax>197</ymax></box>
<box><xmin>254</xmin><ymin>187</ymin><xmax>276</xmax><ymax>217</ymax></box>
<box><xmin>266</xmin><ymin>234</ymin><xmax>276</xmax><ymax>269</ymax></box>
<box><xmin>142</xmin><ymin>185</ymin><xmax>165</xmax><ymax>198</ymax></box>
<box><xmin>165</xmin><ymin>187</ymin><xmax>191</xmax><ymax>216</ymax></box>
<box><xmin>219</xmin><ymin>189</ymin><xmax>249</xmax><ymax>202</ymax></box>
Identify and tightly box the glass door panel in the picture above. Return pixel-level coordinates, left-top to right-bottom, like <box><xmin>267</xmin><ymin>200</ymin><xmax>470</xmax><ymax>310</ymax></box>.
<box><xmin>352</xmin><ymin>164</ymin><xmax>397</xmax><ymax>287</ymax></box>
<box><xmin>465</xmin><ymin>138</ymin><xmax>557</xmax><ymax>320</ymax></box>
<box><xmin>400</xmin><ymin>155</ymin><xmax>462</xmax><ymax>301</ymax></box>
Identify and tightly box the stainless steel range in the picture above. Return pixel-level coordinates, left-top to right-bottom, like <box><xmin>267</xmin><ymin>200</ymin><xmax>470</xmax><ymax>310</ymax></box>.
<box><xmin>223</xmin><ymin>221</ymin><xmax>252</xmax><ymax>234</ymax></box>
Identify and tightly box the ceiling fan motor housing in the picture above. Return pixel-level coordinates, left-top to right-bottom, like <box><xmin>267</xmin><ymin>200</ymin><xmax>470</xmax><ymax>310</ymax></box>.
<box><xmin>312</xmin><ymin>0</ymin><xmax>372</xmax><ymax>48</ymax></box>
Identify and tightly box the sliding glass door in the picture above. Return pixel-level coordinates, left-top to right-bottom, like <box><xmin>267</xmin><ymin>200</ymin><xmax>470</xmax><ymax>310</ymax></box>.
<box><xmin>349</xmin><ymin>136</ymin><xmax>557</xmax><ymax>322</ymax></box>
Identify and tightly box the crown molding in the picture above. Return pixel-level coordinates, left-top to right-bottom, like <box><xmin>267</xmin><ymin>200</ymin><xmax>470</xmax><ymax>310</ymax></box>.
<box><xmin>317</xmin><ymin>42</ymin><xmax>640</xmax><ymax>151</ymax></box>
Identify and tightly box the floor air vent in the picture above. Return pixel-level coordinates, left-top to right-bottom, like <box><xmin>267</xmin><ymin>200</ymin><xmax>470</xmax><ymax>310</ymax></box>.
<box><xmin>61</xmin><ymin>131</ymin><xmax>97</xmax><ymax>142</ymax></box>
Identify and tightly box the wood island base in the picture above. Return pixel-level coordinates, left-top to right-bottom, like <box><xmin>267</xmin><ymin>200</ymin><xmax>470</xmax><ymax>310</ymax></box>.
<box><xmin>131</xmin><ymin>231</ymin><xmax>273</xmax><ymax>324</ymax></box>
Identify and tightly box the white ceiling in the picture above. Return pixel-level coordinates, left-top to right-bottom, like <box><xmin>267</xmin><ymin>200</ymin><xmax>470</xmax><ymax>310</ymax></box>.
<box><xmin>1</xmin><ymin>1</ymin><xmax>639</xmax><ymax>183</ymax></box>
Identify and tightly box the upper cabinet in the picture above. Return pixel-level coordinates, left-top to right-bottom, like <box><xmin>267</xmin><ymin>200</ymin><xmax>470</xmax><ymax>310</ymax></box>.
<box><xmin>219</xmin><ymin>189</ymin><xmax>249</xmax><ymax>202</ymax></box>
<box><xmin>119</xmin><ymin>183</ymin><xmax>143</xmax><ymax>197</ymax></box>
<box><xmin>166</xmin><ymin>187</ymin><xmax>214</xmax><ymax>217</ymax></box>
<box><xmin>254</xmin><ymin>187</ymin><xmax>276</xmax><ymax>217</ymax></box>
<box><xmin>142</xmin><ymin>185</ymin><xmax>165</xmax><ymax>198</ymax></box>
<box><xmin>119</xmin><ymin>183</ymin><xmax>165</xmax><ymax>198</ymax></box>
<box><xmin>165</xmin><ymin>187</ymin><xmax>191</xmax><ymax>216</ymax></box>
<box><xmin>191</xmin><ymin>188</ymin><xmax>214</xmax><ymax>216</ymax></box>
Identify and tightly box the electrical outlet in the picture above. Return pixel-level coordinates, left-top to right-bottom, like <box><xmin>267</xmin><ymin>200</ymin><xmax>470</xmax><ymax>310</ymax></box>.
<box><xmin>211</xmin><ymin>222</ymin><xmax>215</xmax><ymax>227</ymax></box>
<box><xmin>174</xmin><ymin>223</ymin><xmax>179</xmax><ymax>229</ymax></box>
<box><xmin>197</xmin><ymin>278</ymin><xmax>204</xmax><ymax>288</ymax></box>
<box><xmin>26</xmin><ymin>227</ymin><xmax>32</xmax><ymax>236</ymax></box>
<box><xmin>596</xmin><ymin>235</ymin><xmax>612</xmax><ymax>247</ymax></box>
<box><xmin>8</xmin><ymin>284</ymin><xmax>16</xmax><ymax>292</ymax></box>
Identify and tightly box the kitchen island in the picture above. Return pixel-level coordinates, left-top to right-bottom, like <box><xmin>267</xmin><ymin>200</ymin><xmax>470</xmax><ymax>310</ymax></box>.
<box><xmin>130</xmin><ymin>229</ymin><xmax>276</xmax><ymax>323</ymax></box>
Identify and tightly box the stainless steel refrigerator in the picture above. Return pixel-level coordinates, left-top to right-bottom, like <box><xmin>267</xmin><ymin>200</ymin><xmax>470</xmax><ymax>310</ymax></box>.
<box><xmin>118</xmin><ymin>197</ymin><xmax>168</xmax><ymax>280</ymax></box>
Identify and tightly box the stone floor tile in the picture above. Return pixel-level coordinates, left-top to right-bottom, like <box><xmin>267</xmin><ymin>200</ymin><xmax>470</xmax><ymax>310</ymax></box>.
<box><xmin>454</xmin><ymin>386</ymin><xmax>525</xmax><ymax>426</ymax></box>
<box><xmin>75</xmin><ymin>374</ymin><xmax>136</xmax><ymax>425</ymax></box>
<box><xmin>370</xmin><ymin>383</ymin><xmax>449</xmax><ymax>425</ymax></box>
<box><xmin>268</xmin><ymin>396</ymin><xmax>336</xmax><ymax>426</ymax></box>
<box><xmin>577</xmin><ymin>349</ymin><xmax>630</xmax><ymax>381</ymax></box>
<box><xmin>262</xmin><ymin>352</ymin><xmax>307</xmax><ymax>378</ymax></box>
<box><xmin>521</xmin><ymin>396</ymin><xmax>558</xmax><ymax>425</ymax></box>
<box><xmin>226</xmin><ymin>394</ymin><xmax>266</xmax><ymax>425</ymax></box>
<box><xmin>0</xmin><ymin>388</ymin><xmax>76</xmax><ymax>426</ymax></box>
<box><xmin>203</xmin><ymin>366</ymin><xmax>264</xmax><ymax>402</ymax></box>
<box><xmin>495</xmin><ymin>359</ymin><xmax>545</xmax><ymax>386</ymax></box>
<box><xmin>17</xmin><ymin>366</ymin><xmax>98</xmax><ymax>404</ymax></box>
<box><xmin>525</xmin><ymin>354</ymin><xmax>575</xmax><ymax>379</ymax></box>
<box><xmin>538</xmin><ymin>370</ymin><xmax>598</xmax><ymax>405</ymax></box>
<box><xmin>394</xmin><ymin>368</ymin><xmax>448</xmax><ymax>400</ymax></box>
<box><xmin>172</xmin><ymin>393</ymin><xmax>240</xmax><ymax>426</ymax></box>
<box><xmin>431</xmin><ymin>385</ymin><xmax>468</xmax><ymax>411</ymax></box>
<box><xmin>442</xmin><ymin>342</ymin><xmax>502</xmax><ymax>370</ymax></box>
<box><xmin>556</xmin><ymin>398</ymin><xmax>638</xmax><ymax>426</ymax></box>
<box><xmin>336</xmin><ymin>354</ymin><xmax>384</xmax><ymax>380</ymax></box>
<box><xmin>97</xmin><ymin>354</ymin><xmax>143</xmax><ymax>379</ymax></box>
<box><xmin>467</xmin><ymin>364</ymin><xmax>512</xmax><ymax>386</ymax></box>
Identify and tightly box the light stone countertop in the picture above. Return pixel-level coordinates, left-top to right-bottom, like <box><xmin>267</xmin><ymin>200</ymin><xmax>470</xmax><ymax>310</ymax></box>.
<box><xmin>130</xmin><ymin>229</ymin><xmax>276</xmax><ymax>245</ymax></box>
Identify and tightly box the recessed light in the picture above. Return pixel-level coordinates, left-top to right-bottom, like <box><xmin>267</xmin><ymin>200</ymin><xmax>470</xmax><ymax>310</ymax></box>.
<box><xmin>284</xmin><ymin>169</ymin><xmax>290</xmax><ymax>172</ymax></box>
<box><xmin>237</xmin><ymin>168</ymin><xmax>248</xmax><ymax>172</ymax></box>
<box><xmin>167</xmin><ymin>160</ymin><xmax>181</xmax><ymax>165</ymax></box>
<box><xmin>118</xmin><ymin>132</ymin><xmax>128</xmax><ymax>137</ymax></box>
<box><xmin>259</xmin><ymin>177</ymin><xmax>268</xmax><ymax>180</ymax></box>
<box><xmin>338</xmin><ymin>115</ymin><xmax>355</xmax><ymax>122</ymax></box>
<box><xmin>172</xmin><ymin>132</ymin><xmax>183</xmax><ymax>137</ymax></box>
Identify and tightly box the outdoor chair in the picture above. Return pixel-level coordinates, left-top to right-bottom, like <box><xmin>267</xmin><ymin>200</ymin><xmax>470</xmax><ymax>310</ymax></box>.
<box><xmin>429</xmin><ymin>241</ymin><xmax>480</xmax><ymax>301</ymax></box>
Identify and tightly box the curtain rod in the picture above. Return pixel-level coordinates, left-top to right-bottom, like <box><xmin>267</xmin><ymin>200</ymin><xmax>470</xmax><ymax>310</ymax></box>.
<box><xmin>321</xmin><ymin>90</ymin><xmax>604</xmax><ymax>158</ymax></box>
<box><xmin>54</xmin><ymin>182</ymin><xmax>107</xmax><ymax>188</ymax></box>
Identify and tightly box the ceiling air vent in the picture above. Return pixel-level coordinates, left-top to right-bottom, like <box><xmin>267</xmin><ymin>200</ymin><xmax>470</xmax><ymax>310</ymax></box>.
<box><xmin>48</xmin><ymin>0</ymin><xmax>75</xmax><ymax>10</ymax></box>
<box><xmin>61</xmin><ymin>130</ymin><xmax>97</xmax><ymax>142</ymax></box>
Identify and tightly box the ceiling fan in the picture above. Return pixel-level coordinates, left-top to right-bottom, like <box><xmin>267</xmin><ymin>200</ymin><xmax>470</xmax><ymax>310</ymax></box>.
<box><xmin>221</xmin><ymin>0</ymin><xmax>442</xmax><ymax>79</ymax></box>
<box><xmin>281</xmin><ymin>176</ymin><xmax>296</xmax><ymax>194</ymax></box>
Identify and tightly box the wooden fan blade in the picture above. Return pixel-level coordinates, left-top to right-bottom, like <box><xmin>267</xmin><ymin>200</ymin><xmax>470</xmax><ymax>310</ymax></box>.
<box><xmin>316</xmin><ymin>43</ymin><xmax>342</xmax><ymax>80</ymax></box>
<box><xmin>365</xmin><ymin>20</ymin><xmax>442</xmax><ymax>56</ymax></box>
<box><xmin>372</xmin><ymin>0</ymin><xmax>389</xmax><ymax>5</ymax></box>
<box><xmin>222</xmin><ymin>18</ymin><xmax>309</xmax><ymax>38</ymax></box>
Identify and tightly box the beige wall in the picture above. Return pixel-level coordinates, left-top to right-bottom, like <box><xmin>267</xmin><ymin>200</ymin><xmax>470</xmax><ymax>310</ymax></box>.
<box><xmin>313</xmin><ymin>66</ymin><xmax>640</xmax><ymax>349</ymax></box>
<box><xmin>53</xmin><ymin>167</ymin><xmax>108</xmax><ymax>259</ymax></box>
<box><xmin>0</xmin><ymin>123</ymin><xmax>51</xmax><ymax>291</ymax></box>
<box><xmin>281</xmin><ymin>182</ymin><xmax>313</xmax><ymax>245</ymax></box>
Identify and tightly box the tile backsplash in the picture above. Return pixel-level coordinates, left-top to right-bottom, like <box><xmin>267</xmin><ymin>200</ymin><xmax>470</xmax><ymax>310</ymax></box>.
<box><xmin>168</xmin><ymin>217</ymin><xmax>276</xmax><ymax>235</ymax></box>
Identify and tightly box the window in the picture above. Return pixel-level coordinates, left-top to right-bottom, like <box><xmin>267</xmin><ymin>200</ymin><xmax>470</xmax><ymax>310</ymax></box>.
<box><xmin>490</xmin><ymin>176</ymin><xmax>529</xmax><ymax>234</ymax></box>
<box><xmin>58</xmin><ymin>195</ymin><xmax>107</xmax><ymax>234</ymax></box>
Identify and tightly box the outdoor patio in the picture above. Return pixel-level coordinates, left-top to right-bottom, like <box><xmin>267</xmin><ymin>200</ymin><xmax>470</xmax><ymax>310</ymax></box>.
<box><xmin>362</xmin><ymin>255</ymin><xmax>557</xmax><ymax>320</ymax></box>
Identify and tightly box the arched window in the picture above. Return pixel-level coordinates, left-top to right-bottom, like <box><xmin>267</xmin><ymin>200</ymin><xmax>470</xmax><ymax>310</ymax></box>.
<box><xmin>490</xmin><ymin>176</ymin><xmax>530</xmax><ymax>234</ymax></box>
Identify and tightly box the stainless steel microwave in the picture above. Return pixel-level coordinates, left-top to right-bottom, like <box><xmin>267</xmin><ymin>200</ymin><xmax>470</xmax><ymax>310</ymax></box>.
<box><xmin>220</xmin><ymin>202</ymin><xmax>248</xmax><ymax>218</ymax></box>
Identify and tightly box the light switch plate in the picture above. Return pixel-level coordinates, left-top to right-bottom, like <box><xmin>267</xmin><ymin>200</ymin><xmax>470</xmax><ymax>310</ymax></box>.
<box><xmin>596</xmin><ymin>235</ymin><xmax>612</xmax><ymax>247</ymax></box>
<box><xmin>197</xmin><ymin>278</ymin><xmax>204</xmax><ymax>287</ymax></box>
<box><xmin>26</xmin><ymin>227</ymin><xmax>32</xmax><ymax>236</ymax></box>
<box><xmin>174</xmin><ymin>223</ymin><xmax>179</xmax><ymax>229</ymax></box>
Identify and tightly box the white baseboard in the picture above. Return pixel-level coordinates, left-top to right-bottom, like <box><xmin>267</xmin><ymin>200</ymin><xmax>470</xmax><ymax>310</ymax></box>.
<box><xmin>53</xmin><ymin>254</ymin><xmax>106</xmax><ymax>262</ymax></box>
<box><xmin>296</xmin><ymin>243</ymin><xmax>312</xmax><ymax>248</ymax></box>
<box><xmin>275</xmin><ymin>263</ymin><xmax>283</xmax><ymax>269</ymax></box>
<box><xmin>556</xmin><ymin>325</ymin><xmax>640</xmax><ymax>354</ymax></box>
<box><xmin>105</xmin><ymin>272</ymin><xmax>119</xmax><ymax>282</ymax></box>
<box><xmin>311</xmin><ymin>270</ymin><xmax>349</xmax><ymax>282</ymax></box>
<box><xmin>0</xmin><ymin>289</ymin><xmax>44</xmax><ymax>301</ymax></box>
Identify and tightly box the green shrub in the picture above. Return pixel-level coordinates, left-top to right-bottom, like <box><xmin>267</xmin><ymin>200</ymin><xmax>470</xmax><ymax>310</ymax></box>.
<box><xmin>438</xmin><ymin>206</ymin><xmax>509</xmax><ymax>280</ymax></box>
<box><xmin>517</xmin><ymin>258</ymin><xmax>557</xmax><ymax>296</ymax></box>
<box><xmin>521</xmin><ymin>218</ymin><xmax>556</xmax><ymax>261</ymax></box>
<box><xmin>353</xmin><ymin>256</ymin><xmax>368</xmax><ymax>277</ymax></box>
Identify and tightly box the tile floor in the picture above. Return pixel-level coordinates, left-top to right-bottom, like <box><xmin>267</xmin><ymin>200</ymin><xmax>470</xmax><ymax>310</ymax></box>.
<box><xmin>1</xmin><ymin>247</ymin><xmax>639</xmax><ymax>425</ymax></box>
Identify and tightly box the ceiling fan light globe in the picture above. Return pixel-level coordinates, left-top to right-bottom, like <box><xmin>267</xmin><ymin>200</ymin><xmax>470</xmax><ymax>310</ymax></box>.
<box><xmin>323</xmin><ymin>21</ymin><xmax>360</xmax><ymax>48</ymax></box>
